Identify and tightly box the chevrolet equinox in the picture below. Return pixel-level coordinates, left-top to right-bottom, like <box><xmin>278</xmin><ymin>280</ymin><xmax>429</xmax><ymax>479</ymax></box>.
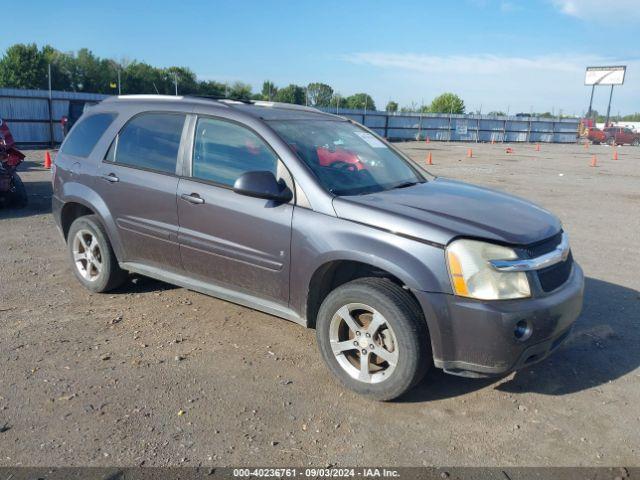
<box><xmin>52</xmin><ymin>96</ymin><xmax>584</xmax><ymax>400</ymax></box>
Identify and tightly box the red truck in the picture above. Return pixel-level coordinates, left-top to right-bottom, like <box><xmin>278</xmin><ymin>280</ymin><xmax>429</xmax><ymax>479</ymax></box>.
<box><xmin>603</xmin><ymin>126</ymin><xmax>640</xmax><ymax>146</ymax></box>
<box><xmin>586</xmin><ymin>127</ymin><xmax>606</xmax><ymax>144</ymax></box>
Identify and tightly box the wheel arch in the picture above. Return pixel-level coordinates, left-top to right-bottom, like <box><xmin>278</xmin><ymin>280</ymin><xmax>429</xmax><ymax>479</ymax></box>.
<box><xmin>305</xmin><ymin>255</ymin><xmax>428</xmax><ymax>330</ymax></box>
<box><xmin>58</xmin><ymin>182</ymin><xmax>124</xmax><ymax>260</ymax></box>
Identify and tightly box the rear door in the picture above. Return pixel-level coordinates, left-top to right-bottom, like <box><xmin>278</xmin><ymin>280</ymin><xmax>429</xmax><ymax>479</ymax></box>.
<box><xmin>96</xmin><ymin>112</ymin><xmax>187</xmax><ymax>271</ymax></box>
<box><xmin>176</xmin><ymin>115</ymin><xmax>294</xmax><ymax>305</ymax></box>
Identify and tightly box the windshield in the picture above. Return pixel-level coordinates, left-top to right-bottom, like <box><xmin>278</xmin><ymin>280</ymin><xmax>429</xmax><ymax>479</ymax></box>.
<box><xmin>268</xmin><ymin>119</ymin><xmax>425</xmax><ymax>196</ymax></box>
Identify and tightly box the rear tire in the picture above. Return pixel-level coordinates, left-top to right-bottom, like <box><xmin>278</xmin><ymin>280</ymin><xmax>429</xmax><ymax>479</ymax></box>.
<box><xmin>67</xmin><ymin>214</ymin><xmax>127</xmax><ymax>293</ymax></box>
<box><xmin>316</xmin><ymin>277</ymin><xmax>431</xmax><ymax>401</ymax></box>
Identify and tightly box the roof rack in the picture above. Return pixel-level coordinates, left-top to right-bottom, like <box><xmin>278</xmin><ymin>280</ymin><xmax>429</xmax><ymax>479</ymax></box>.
<box><xmin>252</xmin><ymin>101</ymin><xmax>320</xmax><ymax>113</ymax></box>
<box><xmin>189</xmin><ymin>95</ymin><xmax>254</xmax><ymax>104</ymax></box>
<box><xmin>101</xmin><ymin>94</ymin><xmax>186</xmax><ymax>102</ymax></box>
<box><xmin>100</xmin><ymin>94</ymin><xmax>323</xmax><ymax>114</ymax></box>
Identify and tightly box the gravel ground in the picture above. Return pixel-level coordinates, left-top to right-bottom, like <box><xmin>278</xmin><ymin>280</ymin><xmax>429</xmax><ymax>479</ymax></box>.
<box><xmin>0</xmin><ymin>142</ymin><xmax>638</xmax><ymax>467</ymax></box>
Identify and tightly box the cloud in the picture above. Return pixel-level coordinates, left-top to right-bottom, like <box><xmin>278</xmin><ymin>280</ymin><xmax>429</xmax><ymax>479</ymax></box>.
<box><xmin>340</xmin><ymin>52</ymin><xmax>640</xmax><ymax>114</ymax></box>
<box><xmin>343</xmin><ymin>52</ymin><xmax>588</xmax><ymax>76</ymax></box>
<box><xmin>550</xmin><ymin>0</ymin><xmax>640</xmax><ymax>21</ymax></box>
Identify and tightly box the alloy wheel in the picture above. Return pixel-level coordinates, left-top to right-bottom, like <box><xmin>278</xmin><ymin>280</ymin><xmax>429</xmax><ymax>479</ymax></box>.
<box><xmin>72</xmin><ymin>229</ymin><xmax>103</xmax><ymax>282</ymax></box>
<box><xmin>328</xmin><ymin>303</ymin><xmax>399</xmax><ymax>384</ymax></box>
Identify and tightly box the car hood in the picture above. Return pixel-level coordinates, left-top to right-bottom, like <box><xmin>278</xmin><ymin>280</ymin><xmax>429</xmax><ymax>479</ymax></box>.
<box><xmin>332</xmin><ymin>178</ymin><xmax>561</xmax><ymax>246</ymax></box>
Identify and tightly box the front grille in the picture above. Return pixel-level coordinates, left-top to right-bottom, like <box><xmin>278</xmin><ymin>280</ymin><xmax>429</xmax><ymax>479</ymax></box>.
<box><xmin>537</xmin><ymin>251</ymin><xmax>573</xmax><ymax>292</ymax></box>
<box><xmin>525</xmin><ymin>231</ymin><xmax>563</xmax><ymax>258</ymax></box>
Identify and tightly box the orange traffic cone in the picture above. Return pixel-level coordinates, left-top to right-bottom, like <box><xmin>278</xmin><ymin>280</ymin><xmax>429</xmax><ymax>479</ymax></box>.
<box><xmin>613</xmin><ymin>149</ymin><xmax>618</xmax><ymax>160</ymax></box>
<box><xmin>425</xmin><ymin>136</ymin><xmax>430</xmax><ymax>144</ymax></box>
<box><xmin>584</xmin><ymin>141</ymin><xmax>589</xmax><ymax>149</ymax></box>
<box><xmin>467</xmin><ymin>148</ymin><xmax>473</xmax><ymax>158</ymax></box>
<box><xmin>590</xmin><ymin>155</ymin><xmax>597</xmax><ymax>167</ymax></box>
<box><xmin>535</xmin><ymin>143</ymin><xmax>540</xmax><ymax>152</ymax></box>
<box><xmin>491</xmin><ymin>138</ymin><xmax>495</xmax><ymax>145</ymax></box>
<box><xmin>44</xmin><ymin>151</ymin><xmax>52</xmax><ymax>169</ymax></box>
<box><xmin>427</xmin><ymin>152</ymin><xmax>433</xmax><ymax>165</ymax></box>
<box><xmin>505</xmin><ymin>147</ymin><xmax>513</xmax><ymax>154</ymax></box>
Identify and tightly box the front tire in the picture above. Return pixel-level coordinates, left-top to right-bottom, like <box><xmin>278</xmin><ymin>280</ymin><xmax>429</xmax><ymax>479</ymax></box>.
<box><xmin>67</xmin><ymin>215</ymin><xmax>127</xmax><ymax>293</ymax></box>
<box><xmin>316</xmin><ymin>278</ymin><xmax>431</xmax><ymax>401</ymax></box>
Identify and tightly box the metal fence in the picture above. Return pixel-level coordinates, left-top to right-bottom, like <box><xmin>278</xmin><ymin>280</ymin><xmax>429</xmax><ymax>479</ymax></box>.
<box><xmin>1</xmin><ymin>88</ymin><xmax>580</xmax><ymax>145</ymax></box>
<box><xmin>0</xmin><ymin>88</ymin><xmax>108</xmax><ymax>146</ymax></box>
<box><xmin>319</xmin><ymin>108</ymin><xmax>580</xmax><ymax>143</ymax></box>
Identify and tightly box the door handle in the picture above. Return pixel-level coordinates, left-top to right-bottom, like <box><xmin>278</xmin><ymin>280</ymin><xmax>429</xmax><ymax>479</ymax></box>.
<box><xmin>181</xmin><ymin>193</ymin><xmax>205</xmax><ymax>205</ymax></box>
<box><xmin>101</xmin><ymin>173</ymin><xmax>119</xmax><ymax>183</ymax></box>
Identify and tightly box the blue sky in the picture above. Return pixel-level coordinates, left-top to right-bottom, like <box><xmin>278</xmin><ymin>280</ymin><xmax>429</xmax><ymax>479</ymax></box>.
<box><xmin>4</xmin><ymin>0</ymin><xmax>640</xmax><ymax>114</ymax></box>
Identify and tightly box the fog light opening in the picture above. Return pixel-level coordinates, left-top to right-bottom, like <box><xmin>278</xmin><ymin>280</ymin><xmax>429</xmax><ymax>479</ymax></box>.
<box><xmin>514</xmin><ymin>320</ymin><xmax>532</xmax><ymax>341</ymax></box>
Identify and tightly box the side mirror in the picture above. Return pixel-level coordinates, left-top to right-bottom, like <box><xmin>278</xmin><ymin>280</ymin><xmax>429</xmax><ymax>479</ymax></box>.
<box><xmin>233</xmin><ymin>170</ymin><xmax>293</xmax><ymax>203</ymax></box>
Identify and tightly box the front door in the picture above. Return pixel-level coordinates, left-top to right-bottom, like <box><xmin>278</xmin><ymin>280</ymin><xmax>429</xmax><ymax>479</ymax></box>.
<box><xmin>177</xmin><ymin>116</ymin><xmax>293</xmax><ymax>305</ymax></box>
<box><xmin>96</xmin><ymin>112</ymin><xmax>186</xmax><ymax>271</ymax></box>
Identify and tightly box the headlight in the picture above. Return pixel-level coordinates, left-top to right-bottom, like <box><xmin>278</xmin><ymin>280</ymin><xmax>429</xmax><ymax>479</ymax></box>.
<box><xmin>446</xmin><ymin>239</ymin><xmax>531</xmax><ymax>300</ymax></box>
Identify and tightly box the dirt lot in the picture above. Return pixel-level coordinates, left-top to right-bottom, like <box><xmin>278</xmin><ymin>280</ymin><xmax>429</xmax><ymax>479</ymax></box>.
<box><xmin>1</xmin><ymin>142</ymin><xmax>639</xmax><ymax>467</ymax></box>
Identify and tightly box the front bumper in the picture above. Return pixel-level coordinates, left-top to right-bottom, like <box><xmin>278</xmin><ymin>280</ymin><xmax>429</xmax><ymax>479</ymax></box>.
<box><xmin>414</xmin><ymin>262</ymin><xmax>584</xmax><ymax>377</ymax></box>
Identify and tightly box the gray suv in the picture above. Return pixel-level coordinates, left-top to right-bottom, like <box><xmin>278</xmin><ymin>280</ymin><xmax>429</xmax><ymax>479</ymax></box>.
<box><xmin>52</xmin><ymin>95</ymin><xmax>584</xmax><ymax>400</ymax></box>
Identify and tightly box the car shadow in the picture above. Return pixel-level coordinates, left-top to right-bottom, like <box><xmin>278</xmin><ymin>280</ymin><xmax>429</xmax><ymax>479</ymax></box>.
<box><xmin>0</xmin><ymin>179</ymin><xmax>52</xmax><ymax>219</ymax></box>
<box><xmin>400</xmin><ymin>276</ymin><xmax>640</xmax><ymax>402</ymax></box>
<box><xmin>111</xmin><ymin>274</ymin><xmax>179</xmax><ymax>294</ymax></box>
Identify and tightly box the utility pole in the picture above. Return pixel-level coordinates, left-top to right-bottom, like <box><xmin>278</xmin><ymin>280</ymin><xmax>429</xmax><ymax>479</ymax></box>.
<box><xmin>117</xmin><ymin>69</ymin><xmax>121</xmax><ymax>95</ymax></box>
<box><xmin>48</xmin><ymin>63</ymin><xmax>52</xmax><ymax>99</ymax></box>
<box><xmin>586</xmin><ymin>84</ymin><xmax>595</xmax><ymax>120</ymax></box>
<box><xmin>47</xmin><ymin>63</ymin><xmax>54</xmax><ymax>147</ymax></box>
<box><xmin>174</xmin><ymin>72</ymin><xmax>178</xmax><ymax>96</ymax></box>
<box><xmin>604</xmin><ymin>85</ymin><xmax>614</xmax><ymax>127</ymax></box>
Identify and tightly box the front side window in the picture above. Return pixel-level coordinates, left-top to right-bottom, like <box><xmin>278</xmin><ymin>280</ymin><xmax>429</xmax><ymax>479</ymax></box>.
<box><xmin>60</xmin><ymin>113</ymin><xmax>116</xmax><ymax>157</ymax></box>
<box><xmin>268</xmin><ymin>119</ymin><xmax>425</xmax><ymax>196</ymax></box>
<box><xmin>192</xmin><ymin>117</ymin><xmax>278</xmax><ymax>186</ymax></box>
<box><xmin>108</xmin><ymin>112</ymin><xmax>185</xmax><ymax>174</ymax></box>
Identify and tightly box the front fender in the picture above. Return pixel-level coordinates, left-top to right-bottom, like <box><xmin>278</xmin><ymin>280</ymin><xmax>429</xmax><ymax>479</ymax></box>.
<box><xmin>290</xmin><ymin>208</ymin><xmax>451</xmax><ymax>320</ymax></box>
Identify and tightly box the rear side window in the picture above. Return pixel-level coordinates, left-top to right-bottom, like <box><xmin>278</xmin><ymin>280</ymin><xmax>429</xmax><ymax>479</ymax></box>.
<box><xmin>60</xmin><ymin>113</ymin><xmax>116</xmax><ymax>157</ymax></box>
<box><xmin>108</xmin><ymin>112</ymin><xmax>185</xmax><ymax>174</ymax></box>
<box><xmin>192</xmin><ymin>117</ymin><xmax>278</xmax><ymax>187</ymax></box>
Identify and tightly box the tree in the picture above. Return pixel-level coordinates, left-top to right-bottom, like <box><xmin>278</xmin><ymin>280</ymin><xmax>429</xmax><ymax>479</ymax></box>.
<box><xmin>227</xmin><ymin>81</ymin><xmax>253</xmax><ymax>100</ymax></box>
<box><xmin>345</xmin><ymin>93</ymin><xmax>376</xmax><ymax>111</ymax></box>
<box><xmin>0</xmin><ymin>43</ymin><xmax>47</xmax><ymax>89</ymax></box>
<box><xmin>307</xmin><ymin>82</ymin><xmax>333</xmax><ymax>107</ymax></box>
<box><xmin>274</xmin><ymin>84</ymin><xmax>305</xmax><ymax>105</ymax></box>
<box><xmin>122</xmin><ymin>61</ymin><xmax>164</xmax><ymax>94</ymax></box>
<box><xmin>428</xmin><ymin>92</ymin><xmax>465</xmax><ymax>114</ymax></box>
<box><xmin>198</xmin><ymin>80</ymin><xmax>226</xmax><ymax>97</ymax></box>
<box><xmin>385</xmin><ymin>101</ymin><xmax>398</xmax><ymax>112</ymax></box>
<box><xmin>261</xmin><ymin>81</ymin><xmax>278</xmax><ymax>100</ymax></box>
<box><xmin>330</xmin><ymin>94</ymin><xmax>347</xmax><ymax>110</ymax></box>
<box><xmin>164</xmin><ymin>66</ymin><xmax>199</xmax><ymax>95</ymax></box>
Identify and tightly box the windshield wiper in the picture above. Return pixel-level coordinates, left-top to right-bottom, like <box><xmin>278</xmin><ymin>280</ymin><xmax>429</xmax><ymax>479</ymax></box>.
<box><xmin>392</xmin><ymin>181</ymin><xmax>421</xmax><ymax>190</ymax></box>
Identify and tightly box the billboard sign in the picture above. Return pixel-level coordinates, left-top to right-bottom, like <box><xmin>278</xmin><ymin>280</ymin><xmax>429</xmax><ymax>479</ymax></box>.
<box><xmin>585</xmin><ymin>66</ymin><xmax>626</xmax><ymax>85</ymax></box>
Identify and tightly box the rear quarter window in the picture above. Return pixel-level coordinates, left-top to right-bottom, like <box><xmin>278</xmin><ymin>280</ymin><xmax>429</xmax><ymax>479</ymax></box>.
<box><xmin>60</xmin><ymin>113</ymin><xmax>117</xmax><ymax>157</ymax></box>
<box><xmin>107</xmin><ymin>112</ymin><xmax>185</xmax><ymax>175</ymax></box>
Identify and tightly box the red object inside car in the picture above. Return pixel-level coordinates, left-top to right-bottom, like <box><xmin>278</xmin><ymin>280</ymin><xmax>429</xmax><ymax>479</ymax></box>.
<box><xmin>316</xmin><ymin>146</ymin><xmax>364</xmax><ymax>170</ymax></box>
